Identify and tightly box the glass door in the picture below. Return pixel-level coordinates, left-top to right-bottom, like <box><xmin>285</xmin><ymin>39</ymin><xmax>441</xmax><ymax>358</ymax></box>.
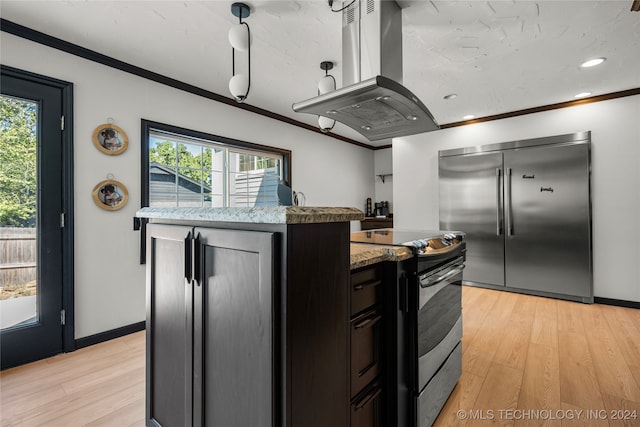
<box><xmin>1</xmin><ymin>69</ymin><xmax>69</xmax><ymax>369</ymax></box>
<box><xmin>0</xmin><ymin>95</ymin><xmax>39</xmax><ymax>330</ymax></box>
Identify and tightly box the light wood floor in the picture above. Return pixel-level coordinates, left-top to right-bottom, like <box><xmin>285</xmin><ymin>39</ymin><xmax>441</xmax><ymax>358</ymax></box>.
<box><xmin>0</xmin><ymin>330</ymin><xmax>145</xmax><ymax>426</ymax></box>
<box><xmin>1</xmin><ymin>286</ymin><xmax>639</xmax><ymax>427</ymax></box>
<box><xmin>435</xmin><ymin>286</ymin><xmax>640</xmax><ymax>427</ymax></box>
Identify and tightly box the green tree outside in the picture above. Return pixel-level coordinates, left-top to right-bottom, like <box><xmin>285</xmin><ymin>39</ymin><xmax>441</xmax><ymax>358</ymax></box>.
<box><xmin>0</xmin><ymin>96</ymin><xmax>37</xmax><ymax>227</ymax></box>
<box><xmin>149</xmin><ymin>140</ymin><xmax>213</xmax><ymax>186</ymax></box>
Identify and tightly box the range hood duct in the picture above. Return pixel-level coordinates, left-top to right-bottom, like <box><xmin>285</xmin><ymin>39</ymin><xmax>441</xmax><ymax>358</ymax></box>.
<box><xmin>292</xmin><ymin>0</ymin><xmax>439</xmax><ymax>141</ymax></box>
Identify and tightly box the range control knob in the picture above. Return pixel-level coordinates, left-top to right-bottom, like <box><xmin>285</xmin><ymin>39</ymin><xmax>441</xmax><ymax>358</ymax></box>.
<box><xmin>444</xmin><ymin>233</ymin><xmax>463</xmax><ymax>241</ymax></box>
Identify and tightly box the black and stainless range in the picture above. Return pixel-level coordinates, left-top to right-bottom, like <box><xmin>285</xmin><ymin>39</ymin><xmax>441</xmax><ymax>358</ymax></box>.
<box><xmin>350</xmin><ymin>229</ymin><xmax>466</xmax><ymax>427</ymax></box>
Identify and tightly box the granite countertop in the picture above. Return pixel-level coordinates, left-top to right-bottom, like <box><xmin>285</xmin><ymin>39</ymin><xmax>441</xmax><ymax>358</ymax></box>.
<box><xmin>350</xmin><ymin>243</ymin><xmax>413</xmax><ymax>270</ymax></box>
<box><xmin>136</xmin><ymin>206</ymin><xmax>364</xmax><ymax>224</ymax></box>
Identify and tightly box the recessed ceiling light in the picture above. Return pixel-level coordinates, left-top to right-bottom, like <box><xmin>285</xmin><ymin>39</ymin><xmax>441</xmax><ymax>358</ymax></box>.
<box><xmin>581</xmin><ymin>57</ymin><xmax>606</xmax><ymax>68</ymax></box>
<box><xmin>463</xmin><ymin>115</ymin><xmax>475</xmax><ymax>120</ymax></box>
<box><xmin>444</xmin><ymin>94</ymin><xmax>457</xmax><ymax>100</ymax></box>
<box><xmin>574</xmin><ymin>92</ymin><xmax>592</xmax><ymax>98</ymax></box>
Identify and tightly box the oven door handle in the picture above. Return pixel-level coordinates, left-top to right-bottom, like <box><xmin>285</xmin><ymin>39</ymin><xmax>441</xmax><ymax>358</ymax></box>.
<box><xmin>419</xmin><ymin>264</ymin><xmax>465</xmax><ymax>288</ymax></box>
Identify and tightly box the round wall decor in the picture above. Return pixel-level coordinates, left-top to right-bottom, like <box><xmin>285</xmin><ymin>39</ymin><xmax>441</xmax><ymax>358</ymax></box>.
<box><xmin>92</xmin><ymin>179</ymin><xmax>128</xmax><ymax>211</ymax></box>
<box><xmin>92</xmin><ymin>123</ymin><xmax>128</xmax><ymax>155</ymax></box>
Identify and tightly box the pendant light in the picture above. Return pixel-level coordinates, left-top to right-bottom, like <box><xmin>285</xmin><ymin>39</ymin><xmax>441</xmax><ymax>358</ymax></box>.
<box><xmin>229</xmin><ymin>2</ymin><xmax>251</xmax><ymax>102</ymax></box>
<box><xmin>318</xmin><ymin>61</ymin><xmax>336</xmax><ymax>133</ymax></box>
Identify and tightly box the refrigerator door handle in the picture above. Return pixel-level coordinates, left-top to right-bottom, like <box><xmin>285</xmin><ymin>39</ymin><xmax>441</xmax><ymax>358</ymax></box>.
<box><xmin>506</xmin><ymin>168</ymin><xmax>513</xmax><ymax>236</ymax></box>
<box><xmin>496</xmin><ymin>168</ymin><xmax>502</xmax><ymax>236</ymax></box>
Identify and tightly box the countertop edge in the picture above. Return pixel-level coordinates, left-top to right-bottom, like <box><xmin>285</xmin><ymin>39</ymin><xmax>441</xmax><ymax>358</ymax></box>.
<box><xmin>350</xmin><ymin>243</ymin><xmax>413</xmax><ymax>270</ymax></box>
<box><xmin>136</xmin><ymin>206</ymin><xmax>364</xmax><ymax>224</ymax></box>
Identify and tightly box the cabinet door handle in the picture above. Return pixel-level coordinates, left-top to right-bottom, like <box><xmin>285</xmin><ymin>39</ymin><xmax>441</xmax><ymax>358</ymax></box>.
<box><xmin>192</xmin><ymin>232</ymin><xmax>201</xmax><ymax>286</ymax></box>
<box><xmin>353</xmin><ymin>279</ymin><xmax>381</xmax><ymax>291</ymax></box>
<box><xmin>354</xmin><ymin>314</ymin><xmax>382</xmax><ymax>329</ymax></box>
<box><xmin>184</xmin><ymin>231</ymin><xmax>192</xmax><ymax>282</ymax></box>
<box><xmin>354</xmin><ymin>387</ymin><xmax>381</xmax><ymax>410</ymax></box>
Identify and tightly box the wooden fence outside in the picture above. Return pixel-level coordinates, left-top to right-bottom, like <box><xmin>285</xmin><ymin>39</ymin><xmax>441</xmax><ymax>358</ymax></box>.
<box><xmin>0</xmin><ymin>227</ymin><xmax>37</xmax><ymax>286</ymax></box>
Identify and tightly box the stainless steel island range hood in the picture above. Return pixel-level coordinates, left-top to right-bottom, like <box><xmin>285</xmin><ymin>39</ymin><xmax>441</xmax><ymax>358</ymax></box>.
<box><xmin>292</xmin><ymin>0</ymin><xmax>439</xmax><ymax>141</ymax></box>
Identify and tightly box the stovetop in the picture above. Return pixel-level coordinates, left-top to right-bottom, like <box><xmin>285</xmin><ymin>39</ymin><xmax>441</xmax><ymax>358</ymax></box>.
<box><xmin>350</xmin><ymin>228</ymin><xmax>465</xmax><ymax>256</ymax></box>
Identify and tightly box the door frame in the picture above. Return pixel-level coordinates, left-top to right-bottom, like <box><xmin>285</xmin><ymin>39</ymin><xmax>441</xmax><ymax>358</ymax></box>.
<box><xmin>1</xmin><ymin>65</ymin><xmax>75</xmax><ymax>352</ymax></box>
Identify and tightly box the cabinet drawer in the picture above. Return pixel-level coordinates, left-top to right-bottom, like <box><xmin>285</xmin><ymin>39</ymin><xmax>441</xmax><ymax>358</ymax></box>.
<box><xmin>351</xmin><ymin>265</ymin><xmax>383</xmax><ymax>316</ymax></box>
<box><xmin>351</xmin><ymin>382</ymin><xmax>382</xmax><ymax>427</ymax></box>
<box><xmin>351</xmin><ymin>308</ymin><xmax>382</xmax><ymax>397</ymax></box>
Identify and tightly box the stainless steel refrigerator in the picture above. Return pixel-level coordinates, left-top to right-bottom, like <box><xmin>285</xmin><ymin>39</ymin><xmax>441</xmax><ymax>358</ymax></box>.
<box><xmin>439</xmin><ymin>131</ymin><xmax>593</xmax><ymax>303</ymax></box>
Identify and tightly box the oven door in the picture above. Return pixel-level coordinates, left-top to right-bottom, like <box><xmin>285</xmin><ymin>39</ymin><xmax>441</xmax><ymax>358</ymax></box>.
<box><xmin>416</xmin><ymin>256</ymin><xmax>464</xmax><ymax>392</ymax></box>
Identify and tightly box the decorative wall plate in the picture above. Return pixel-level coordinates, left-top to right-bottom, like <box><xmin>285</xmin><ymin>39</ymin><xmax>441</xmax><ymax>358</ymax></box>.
<box><xmin>92</xmin><ymin>179</ymin><xmax>128</xmax><ymax>211</ymax></box>
<box><xmin>92</xmin><ymin>123</ymin><xmax>128</xmax><ymax>155</ymax></box>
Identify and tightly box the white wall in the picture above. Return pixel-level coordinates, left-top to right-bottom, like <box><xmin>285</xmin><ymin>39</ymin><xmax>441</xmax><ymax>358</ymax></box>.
<box><xmin>374</xmin><ymin>148</ymin><xmax>393</xmax><ymax>214</ymax></box>
<box><xmin>393</xmin><ymin>95</ymin><xmax>640</xmax><ymax>302</ymax></box>
<box><xmin>1</xmin><ymin>33</ymin><xmax>375</xmax><ymax>338</ymax></box>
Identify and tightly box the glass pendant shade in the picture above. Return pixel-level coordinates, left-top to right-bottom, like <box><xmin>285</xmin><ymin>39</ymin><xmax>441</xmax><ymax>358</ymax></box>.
<box><xmin>229</xmin><ymin>74</ymin><xmax>249</xmax><ymax>102</ymax></box>
<box><xmin>229</xmin><ymin>3</ymin><xmax>251</xmax><ymax>103</ymax></box>
<box><xmin>318</xmin><ymin>116</ymin><xmax>335</xmax><ymax>133</ymax></box>
<box><xmin>228</xmin><ymin>24</ymin><xmax>250</xmax><ymax>52</ymax></box>
<box><xmin>318</xmin><ymin>75</ymin><xmax>335</xmax><ymax>95</ymax></box>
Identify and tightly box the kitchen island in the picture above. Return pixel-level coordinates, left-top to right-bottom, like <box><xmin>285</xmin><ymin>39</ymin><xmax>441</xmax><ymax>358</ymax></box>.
<box><xmin>138</xmin><ymin>206</ymin><xmax>376</xmax><ymax>427</ymax></box>
<box><xmin>138</xmin><ymin>206</ymin><xmax>442</xmax><ymax>427</ymax></box>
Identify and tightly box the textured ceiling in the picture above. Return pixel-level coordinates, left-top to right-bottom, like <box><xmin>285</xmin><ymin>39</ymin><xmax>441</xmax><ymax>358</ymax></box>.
<box><xmin>1</xmin><ymin>1</ymin><xmax>639</xmax><ymax>147</ymax></box>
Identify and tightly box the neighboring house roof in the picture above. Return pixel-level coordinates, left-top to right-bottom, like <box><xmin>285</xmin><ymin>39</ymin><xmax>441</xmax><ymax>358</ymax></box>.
<box><xmin>150</xmin><ymin>162</ymin><xmax>281</xmax><ymax>207</ymax></box>
<box><xmin>149</xmin><ymin>162</ymin><xmax>211</xmax><ymax>194</ymax></box>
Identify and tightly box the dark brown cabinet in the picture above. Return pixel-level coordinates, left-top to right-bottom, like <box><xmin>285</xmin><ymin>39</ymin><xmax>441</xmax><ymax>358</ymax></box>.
<box><xmin>349</xmin><ymin>264</ymin><xmax>384</xmax><ymax>427</ymax></box>
<box><xmin>146</xmin><ymin>225</ymin><xmax>275</xmax><ymax>427</ymax></box>
<box><xmin>146</xmin><ymin>221</ymin><xmax>351</xmax><ymax>427</ymax></box>
<box><xmin>146</xmin><ymin>225</ymin><xmax>192</xmax><ymax>427</ymax></box>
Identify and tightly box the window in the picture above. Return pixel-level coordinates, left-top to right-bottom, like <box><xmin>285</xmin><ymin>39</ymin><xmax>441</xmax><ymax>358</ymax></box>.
<box><xmin>142</xmin><ymin>120</ymin><xmax>291</xmax><ymax>209</ymax></box>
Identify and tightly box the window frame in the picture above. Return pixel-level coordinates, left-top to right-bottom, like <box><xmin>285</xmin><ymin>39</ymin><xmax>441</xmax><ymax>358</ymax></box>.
<box><xmin>141</xmin><ymin>119</ymin><xmax>291</xmax><ymax>209</ymax></box>
<box><xmin>138</xmin><ymin>119</ymin><xmax>292</xmax><ymax>263</ymax></box>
